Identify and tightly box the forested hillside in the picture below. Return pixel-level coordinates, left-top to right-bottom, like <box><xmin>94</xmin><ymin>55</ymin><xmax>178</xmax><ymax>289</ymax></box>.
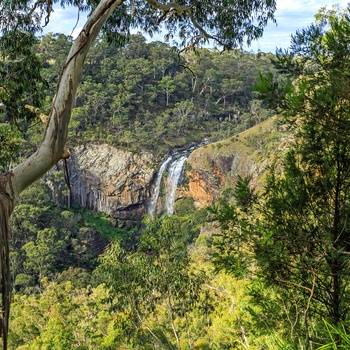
<box><xmin>33</xmin><ymin>33</ymin><xmax>275</xmax><ymax>155</ymax></box>
<box><xmin>3</xmin><ymin>34</ymin><xmax>282</xmax><ymax>348</ymax></box>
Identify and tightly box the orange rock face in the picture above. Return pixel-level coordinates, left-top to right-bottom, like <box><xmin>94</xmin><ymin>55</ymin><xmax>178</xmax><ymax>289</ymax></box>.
<box><xmin>187</xmin><ymin>172</ymin><xmax>215</xmax><ymax>208</ymax></box>
<box><xmin>179</xmin><ymin>134</ymin><xmax>272</xmax><ymax>209</ymax></box>
<box><xmin>180</xmin><ymin>153</ymin><xmax>229</xmax><ymax>208</ymax></box>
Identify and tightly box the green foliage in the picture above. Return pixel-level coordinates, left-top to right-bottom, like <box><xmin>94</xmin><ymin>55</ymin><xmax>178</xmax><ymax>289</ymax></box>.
<box><xmin>1</xmin><ymin>0</ymin><xmax>277</xmax><ymax>54</ymax></box>
<box><xmin>0</xmin><ymin>123</ymin><xmax>23</xmax><ymax>170</ymax></box>
<box><xmin>102</xmin><ymin>0</ymin><xmax>276</xmax><ymax>50</ymax></box>
<box><xmin>0</xmin><ymin>31</ymin><xmax>47</xmax><ymax>119</ymax></box>
<box><xmin>0</xmin><ymin>0</ymin><xmax>277</xmax><ymax>160</ymax></box>
<box><xmin>205</xmin><ymin>7</ymin><xmax>350</xmax><ymax>348</ymax></box>
<box><xmin>9</xmin><ymin>278</ymin><xmax>119</xmax><ymax>349</ymax></box>
<box><xmin>207</xmin><ymin>176</ymin><xmax>256</xmax><ymax>278</ymax></box>
<box><xmin>0</xmin><ymin>29</ymin><xmax>48</xmax><ymax>166</ymax></box>
<box><xmin>173</xmin><ymin>197</ymin><xmax>196</xmax><ymax>217</ymax></box>
<box><xmin>1</xmin><ymin>0</ymin><xmax>279</xmax><ymax>347</ymax></box>
<box><xmin>0</xmin><ymin>31</ymin><xmax>277</xmax><ymax>162</ymax></box>
<box><xmin>97</xmin><ymin>215</ymin><xmax>211</xmax><ymax>348</ymax></box>
<box><xmin>28</xmin><ymin>33</ymin><xmax>276</xmax><ymax>155</ymax></box>
<box><xmin>252</xmin><ymin>6</ymin><xmax>350</xmax><ymax>347</ymax></box>
<box><xmin>9</xmin><ymin>180</ymin><xmax>125</xmax><ymax>288</ymax></box>
<box><xmin>317</xmin><ymin>320</ymin><xmax>350</xmax><ymax>349</ymax></box>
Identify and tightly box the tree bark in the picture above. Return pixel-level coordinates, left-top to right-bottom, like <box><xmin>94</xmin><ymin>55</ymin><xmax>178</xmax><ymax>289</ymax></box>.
<box><xmin>0</xmin><ymin>0</ymin><xmax>123</xmax><ymax>347</ymax></box>
<box><xmin>0</xmin><ymin>174</ymin><xmax>15</xmax><ymax>349</ymax></box>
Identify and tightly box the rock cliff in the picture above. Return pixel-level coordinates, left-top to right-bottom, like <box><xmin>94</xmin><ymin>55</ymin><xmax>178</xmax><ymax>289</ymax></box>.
<box><xmin>66</xmin><ymin>144</ymin><xmax>156</xmax><ymax>220</ymax></box>
<box><xmin>50</xmin><ymin>118</ymin><xmax>283</xmax><ymax>219</ymax></box>
<box><xmin>181</xmin><ymin>118</ymin><xmax>282</xmax><ymax>208</ymax></box>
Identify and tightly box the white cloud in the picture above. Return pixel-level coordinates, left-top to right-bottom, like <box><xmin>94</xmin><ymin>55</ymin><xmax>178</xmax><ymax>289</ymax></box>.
<box><xmin>246</xmin><ymin>0</ymin><xmax>349</xmax><ymax>52</ymax></box>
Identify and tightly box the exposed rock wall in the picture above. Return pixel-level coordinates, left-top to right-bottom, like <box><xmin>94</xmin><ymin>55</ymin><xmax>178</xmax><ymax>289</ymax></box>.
<box><xmin>48</xmin><ymin>119</ymin><xmax>282</xmax><ymax>219</ymax></box>
<box><xmin>183</xmin><ymin>148</ymin><xmax>267</xmax><ymax>208</ymax></box>
<box><xmin>67</xmin><ymin>144</ymin><xmax>156</xmax><ymax>220</ymax></box>
<box><xmin>181</xmin><ymin>118</ymin><xmax>281</xmax><ymax>208</ymax></box>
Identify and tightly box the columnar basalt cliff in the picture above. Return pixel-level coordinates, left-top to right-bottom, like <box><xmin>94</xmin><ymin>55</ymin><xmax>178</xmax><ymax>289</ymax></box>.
<box><xmin>66</xmin><ymin>144</ymin><xmax>156</xmax><ymax>220</ymax></box>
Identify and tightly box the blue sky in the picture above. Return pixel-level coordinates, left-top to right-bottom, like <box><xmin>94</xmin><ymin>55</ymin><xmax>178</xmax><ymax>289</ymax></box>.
<box><xmin>42</xmin><ymin>0</ymin><xmax>349</xmax><ymax>53</ymax></box>
<box><xmin>246</xmin><ymin>0</ymin><xmax>349</xmax><ymax>52</ymax></box>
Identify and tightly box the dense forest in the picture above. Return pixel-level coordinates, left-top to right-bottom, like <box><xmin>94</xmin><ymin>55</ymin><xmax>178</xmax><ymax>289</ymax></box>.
<box><xmin>32</xmin><ymin>33</ymin><xmax>275</xmax><ymax>155</ymax></box>
<box><xmin>1</xmin><ymin>1</ymin><xmax>350</xmax><ymax>349</ymax></box>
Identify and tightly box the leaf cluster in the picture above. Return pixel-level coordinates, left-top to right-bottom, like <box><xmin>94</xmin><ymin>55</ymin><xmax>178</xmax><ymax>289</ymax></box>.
<box><xmin>9</xmin><ymin>179</ymin><xmax>124</xmax><ymax>290</ymax></box>
<box><xmin>97</xmin><ymin>215</ymin><xmax>210</xmax><ymax>347</ymax></box>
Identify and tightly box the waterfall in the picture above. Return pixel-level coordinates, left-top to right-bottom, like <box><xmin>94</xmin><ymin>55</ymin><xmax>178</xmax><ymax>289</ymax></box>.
<box><xmin>148</xmin><ymin>141</ymin><xmax>209</xmax><ymax>215</ymax></box>
<box><xmin>147</xmin><ymin>156</ymin><xmax>173</xmax><ymax>214</ymax></box>
<box><xmin>165</xmin><ymin>155</ymin><xmax>188</xmax><ymax>215</ymax></box>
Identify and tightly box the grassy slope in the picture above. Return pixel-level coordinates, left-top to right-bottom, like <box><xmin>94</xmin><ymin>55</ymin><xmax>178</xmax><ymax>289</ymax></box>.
<box><xmin>187</xmin><ymin>116</ymin><xmax>288</xmax><ymax>197</ymax></box>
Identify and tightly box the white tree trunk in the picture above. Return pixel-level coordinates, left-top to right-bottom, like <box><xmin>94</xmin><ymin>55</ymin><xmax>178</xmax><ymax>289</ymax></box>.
<box><xmin>13</xmin><ymin>0</ymin><xmax>122</xmax><ymax>195</ymax></box>
<box><xmin>0</xmin><ymin>0</ymin><xmax>122</xmax><ymax>347</ymax></box>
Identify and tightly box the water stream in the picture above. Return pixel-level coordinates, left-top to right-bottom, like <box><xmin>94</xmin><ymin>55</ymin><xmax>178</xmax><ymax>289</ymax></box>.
<box><xmin>147</xmin><ymin>156</ymin><xmax>173</xmax><ymax>214</ymax></box>
<box><xmin>147</xmin><ymin>153</ymin><xmax>188</xmax><ymax>215</ymax></box>
<box><xmin>148</xmin><ymin>141</ymin><xmax>209</xmax><ymax>215</ymax></box>
<box><xmin>164</xmin><ymin>155</ymin><xmax>188</xmax><ymax>215</ymax></box>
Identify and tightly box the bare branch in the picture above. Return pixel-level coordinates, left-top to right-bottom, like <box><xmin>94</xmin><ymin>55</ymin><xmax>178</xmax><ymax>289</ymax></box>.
<box><xmin>146</xmin><ymin>0</ymin><xmax>220</xmax><ymax>45</ymax></box>
<box><xmin>276</xmin><ymin>279</ymin><xmax>313</xmax><ymax>293</ymax></box>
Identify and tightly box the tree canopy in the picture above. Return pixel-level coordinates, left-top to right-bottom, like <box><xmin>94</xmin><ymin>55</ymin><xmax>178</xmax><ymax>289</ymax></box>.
<box><xmin>29</xmin><ymin>32</ymin><xmax>274</xmax><ymax>155</ymax></box>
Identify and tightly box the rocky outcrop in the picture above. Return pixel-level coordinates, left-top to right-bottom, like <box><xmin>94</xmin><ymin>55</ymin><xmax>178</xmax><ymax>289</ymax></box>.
<box><xmin>184</xmin><ymin>148</ymin><xmax>266</xmax><ymax>208</ymax></box>
<box><xmin>181</xmin><ymin>118</ymin><xmax>282</xmax><ymax>208</ymax></box>
<box><xmin>67</xmin><ymin>144</ymin><xmax>156</xmax><ymax>220</ymax></box>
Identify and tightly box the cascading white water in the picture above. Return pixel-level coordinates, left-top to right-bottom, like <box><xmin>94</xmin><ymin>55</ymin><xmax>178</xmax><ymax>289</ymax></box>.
<box><xmin>147</xmin><ymin>156</ymin><xmax>173</xmax><ymax>214</ymax></box>
<box><xmin>148</xmin><ymin>142</ymin><xmax>209</xmax><ymax>215</ymax></box>
<box><xmin>165</xmin><ymin>155</ymin><xmax>188</xmax><ymax>215</ymax></box>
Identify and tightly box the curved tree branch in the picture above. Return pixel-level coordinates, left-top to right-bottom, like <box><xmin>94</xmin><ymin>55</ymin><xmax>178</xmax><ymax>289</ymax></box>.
<box><xmin>145</xmin><ymin>0</ymin><xmax>219</xmax><ymax>44</ymax></box>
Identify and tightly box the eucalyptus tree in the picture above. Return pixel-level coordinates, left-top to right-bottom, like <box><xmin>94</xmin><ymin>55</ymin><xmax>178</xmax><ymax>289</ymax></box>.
<box><xmin>97</xmin><ymin>215</ymin><xmax>209</xmax><ymax>348</ymax></box>
<box><xmin>0</xmin><ymin>0</ymin><xmax>276</xmax><ymax>347</ymax></box>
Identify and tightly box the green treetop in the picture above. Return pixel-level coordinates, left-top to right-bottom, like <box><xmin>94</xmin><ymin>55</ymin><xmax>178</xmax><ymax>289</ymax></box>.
<box><xmin>254</xmin><ymin>5</ymin><xmax>350</xmax><ymax>347</ymax></box>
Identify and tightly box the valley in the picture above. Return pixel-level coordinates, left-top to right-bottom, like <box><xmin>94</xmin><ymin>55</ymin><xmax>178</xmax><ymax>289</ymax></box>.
<box><xmin>1</xmin><ymin>4</ymin><xmax>350</xmax><ymax>348</ymax></box>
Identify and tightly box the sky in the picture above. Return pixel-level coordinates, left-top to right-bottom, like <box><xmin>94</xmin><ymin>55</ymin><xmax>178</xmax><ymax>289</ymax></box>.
<box><xmin>246</xmin><ymin>0</ymin><xmax>349</xmax><ymax>52</ymax></box>
<box><xmin>42</xmin><ymin>0</ymin><xmax>349</xmax><ymax>53</ymax></box>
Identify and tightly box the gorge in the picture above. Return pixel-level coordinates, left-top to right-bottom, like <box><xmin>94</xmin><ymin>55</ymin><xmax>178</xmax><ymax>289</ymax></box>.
<box><xmin>49</xmin><ymin>118</ymin><xmax>277</xmax><ymax>222</ymax></box>
<box><xmin>60</xmin><ymin>145</ymin><xmax>194</xmax><ymax>220</ymax></box>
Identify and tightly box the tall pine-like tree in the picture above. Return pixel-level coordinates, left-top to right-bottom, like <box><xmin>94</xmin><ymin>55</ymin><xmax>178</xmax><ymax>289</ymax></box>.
<box><xmin>255</xmin><ymin>6</ymin><xmax>350</xmax><ymax>347</ymax></box>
